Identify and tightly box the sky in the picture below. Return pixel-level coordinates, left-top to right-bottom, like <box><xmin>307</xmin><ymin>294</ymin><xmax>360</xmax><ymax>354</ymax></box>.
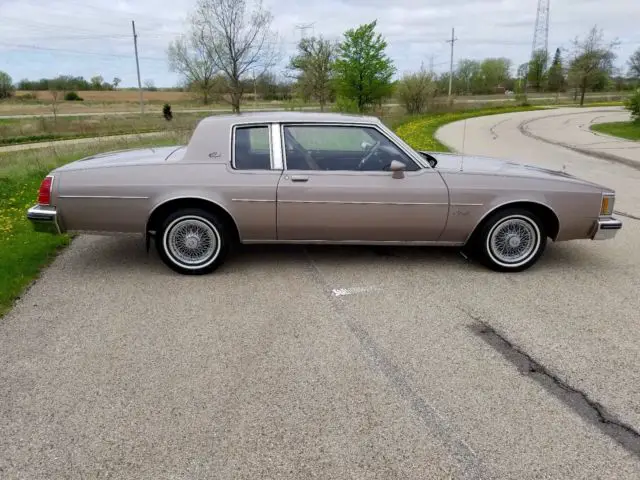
<box><xmin>0</xmin><ymin>0</ymin><xmax>639</xmax><ymax>88</ymax></box>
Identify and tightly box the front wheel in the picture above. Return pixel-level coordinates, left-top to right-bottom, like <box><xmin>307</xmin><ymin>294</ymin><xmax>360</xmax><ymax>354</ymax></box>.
<box><xmin>156</xmin><ymin>208</ymin><xmax>229</xmax><ymax>275</ymax></box>
<box><xmin>474</xmin><ymin>208</ymin><xmax>547</xmax><ymax>272</ymax></box>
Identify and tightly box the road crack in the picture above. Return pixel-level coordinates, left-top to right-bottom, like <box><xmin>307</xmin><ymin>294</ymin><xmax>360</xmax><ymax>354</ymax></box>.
<box><xmin>467</xmin><ymin>314</ymin><xmax>640</xmax><ymax>458</ymax></box>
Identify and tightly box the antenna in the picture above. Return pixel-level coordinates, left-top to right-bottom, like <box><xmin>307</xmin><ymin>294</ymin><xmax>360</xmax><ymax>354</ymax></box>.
<box><xmin>460</xmin><ymin>118</ymin><xmax>467</xmax><ymax>172</ymax></box>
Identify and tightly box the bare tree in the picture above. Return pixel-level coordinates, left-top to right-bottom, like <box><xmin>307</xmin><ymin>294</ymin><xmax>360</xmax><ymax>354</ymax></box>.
<box><xmin>191</xmin><ymin>0</ymin><xmax>279</xmax><ymax>112</ymax></box>
<box><xmin>168</xmin><ymin>28</ymin><xmax>220</xmax><ymax>105</ymax></box>
<box><xmin>48</xmin><ymin>78</ymin><xmax>65</xmax><ymax>123</ymax></box>
<box><xmin>288</xmin><ymin>36</ymin><xmax>336</xmax><ymax>111</ymax></box>
<box><xmin>567</xmin><ymin>26</ymin><xmax>618</xmax><ymax>106</ymax></box>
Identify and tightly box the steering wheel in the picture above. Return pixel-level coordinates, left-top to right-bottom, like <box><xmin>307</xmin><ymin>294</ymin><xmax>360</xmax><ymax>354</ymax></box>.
<box><xmin>356</xmin><ymin>140</ymin><xmax>381</xmax><ymax>170</ymax></box>
<box><xmin>285</xmin><ymin>130</ymin><xmax>320</xmax><ymax>170</ymax></box>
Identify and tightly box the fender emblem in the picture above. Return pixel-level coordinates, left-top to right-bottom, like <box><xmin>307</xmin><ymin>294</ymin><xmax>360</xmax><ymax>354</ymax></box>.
<box><xmin>209</xmin><ymin>151</ymin><xmax>221</xmax><ymax>158</ymax></box>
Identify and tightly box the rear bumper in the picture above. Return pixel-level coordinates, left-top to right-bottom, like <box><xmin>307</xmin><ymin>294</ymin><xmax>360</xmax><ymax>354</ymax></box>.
<box><xmin>591</xmin><ymin>217</ymin><xmax>622</xmax><ymax>240</ymax></box>
<box><xmin>27</xmin><ymin>205</ymin><xmax>62</xmax><ymax>234</ymax></box>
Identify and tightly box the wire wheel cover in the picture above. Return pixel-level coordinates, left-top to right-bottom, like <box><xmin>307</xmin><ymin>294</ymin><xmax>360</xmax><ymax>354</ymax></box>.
<box><xmin>489</xmin><ymin>216</ymin><xmax>538</xmax><ymax>264</ymax></box>
<box><xmin>167</xmin><ymin>218</ymin><xmax>218</xmax><ymax>265</ymax></box>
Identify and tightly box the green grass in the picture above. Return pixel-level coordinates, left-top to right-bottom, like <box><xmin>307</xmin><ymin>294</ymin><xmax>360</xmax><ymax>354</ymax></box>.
<box><xmin>0</xmin><ymin>173</ymin><xmax>71</xmax><ymax>316</ymax></box>
<box><xmin>591</xmin><ymin>121</ymin><xmax>640</xmax><ymax>141</ymax></box>
<box><xmin>0</xmin><ymin>134</ymin><xmax>186</xmax><ymax>316</ymax></box>
<box><xmin>0</xmin><ymin>104</ymin><xmax>543</xmax><ymax>316</ymax></box>
<box><xmin>395</xmin><ymin>105</ymin><xmax>544</xmax><ymax>152</ymax></box>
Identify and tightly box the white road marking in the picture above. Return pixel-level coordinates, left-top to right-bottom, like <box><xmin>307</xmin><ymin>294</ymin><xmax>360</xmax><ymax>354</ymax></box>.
<box><xmin>331</xmin><ymin>286</ymin><xmax>381</xmax><ymax>297</ymax></box>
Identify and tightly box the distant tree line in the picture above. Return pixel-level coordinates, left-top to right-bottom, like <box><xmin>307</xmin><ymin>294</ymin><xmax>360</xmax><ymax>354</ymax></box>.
<box><xmin>2</xmin><ymin>0</ymin><xmax>639</xmax><ymax>116</ymax></box>
<box><xmin>15</xmin><ymin>75</ymin><xmax>122</xmax><ymax>92</ymax></box>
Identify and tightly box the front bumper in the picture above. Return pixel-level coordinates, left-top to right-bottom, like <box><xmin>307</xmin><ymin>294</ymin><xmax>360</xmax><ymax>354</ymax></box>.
<box><xmin>27</xmin><ymin>205</ymin><xmax>62</xmax><ymax>234</ymax></box>
<box><xmin>592</xmin><ymin>217</ymin><xmax>622</xmax><ymax>240</ymax></box>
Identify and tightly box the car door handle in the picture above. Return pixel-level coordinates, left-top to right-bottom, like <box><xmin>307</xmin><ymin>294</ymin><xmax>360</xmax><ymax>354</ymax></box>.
<box><xmin>290</xmin><ymin>175</ymin><xmax>309</xmax><ymax>182</ymax></box>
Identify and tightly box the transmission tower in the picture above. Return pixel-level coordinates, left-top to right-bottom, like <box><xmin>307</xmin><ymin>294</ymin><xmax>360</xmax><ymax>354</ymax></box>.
<box><xmin>524</xmin><ymin>0</ymin><xmax>550</xmax><ymax>93</ymax></box>
<box><xmin>294</xmin><ymin>22</ymin><xmax>315</xmax><ymax>40</ymax></box>
<box><xmin>531</xmin><ymin>0</ymin><xmax>550</xmax><ymax>58</ymax></box>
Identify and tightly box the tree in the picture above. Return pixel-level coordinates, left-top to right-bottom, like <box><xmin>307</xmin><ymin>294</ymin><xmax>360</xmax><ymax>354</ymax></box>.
<box><xmin>112</xmin><ymin>77</ymin><xmax>122</xmax><ymax>89</ymax></box>
<box><xmin>528</xmin><ymin>49</ymin><xmax>548</xmax><ymax>92</ymax></box>
<box><xmin>0</xmin><ymin>71</ymin><xmax>14</xmax><ymax>99</ymax></box>
<box><xmin>188</xmin><ymin>0</ymin><xmax>279</xmax><ymax>112</ymax></box>
<box><xmin>167</xmin><ymin>27</ymin><xmax>219</xmax><ymax>105</ymax></box>
<box><xmin>479</xmin><ymin>58</ymin><xmax>512</xmax><ymax>93</ymax></box>
<box><xmin>90</xmin><ymin>75</ymin><xmax>104</xmax><ymax>90</ymax></box>
<box><xmin>567</xmin><ymin>26</ymin><xmax>618</xmax><ymax>106</ymax></box>
<box><xmin>144</xmin><ymin>79</ymin><xmax>157</xmax><ymax>91</ymax></box>
<box><xmin>396</xmin><ymin>65</ymin><xmax>436</xmax><ymax>114</ymax></box>
<box><xmin>288</xmin><ymin>36</ymin><xmax>336</xmax><ymax>111</ymax></box>
<box><xmin>547</xmin><ymin>48</ymin><xmax>565</xmax><ymax>93</ymax></box>
<box><xmin>456</xmin><ymin>59</ymin><xmax>481</xmax><ymax>95</ymax></box>
<box><xmin>626</xmin><ymin>89</ymin><xmax>640</xmax><ymax>122</ymax></box>
<box><xmin>333</xmin><ymin>20</ymin><xmax>395</xmax><ymax>113</ymax></box>
<box><xmin>629</xmin><ymin>48</ymin><xmax>640</xmax><ymax>79</ymax></box>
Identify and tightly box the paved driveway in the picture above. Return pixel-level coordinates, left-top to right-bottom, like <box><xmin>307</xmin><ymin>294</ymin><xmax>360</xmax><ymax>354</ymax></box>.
<box><xmin>2</xmin><ymin>108</ymin><xmax>640</xmax><ymax>479</ymax></box>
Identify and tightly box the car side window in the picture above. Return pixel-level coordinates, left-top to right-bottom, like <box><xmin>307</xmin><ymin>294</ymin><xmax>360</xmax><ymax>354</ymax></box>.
<box><xmin>282</xmin><ymin>125</ymin><xmax>419</xmax><ymax>172</ymax></box>
<box><xmin>233</xmin><ymin>126</ymin><xmax>271</xmax><ymax>170</ymax></box>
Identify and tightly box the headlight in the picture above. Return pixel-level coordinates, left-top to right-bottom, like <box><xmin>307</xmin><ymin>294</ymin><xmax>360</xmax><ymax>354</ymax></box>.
<box><xmin>600</xmin><ymin>194</ymin><xmax>615</xmax><ymax>216</ymax></box>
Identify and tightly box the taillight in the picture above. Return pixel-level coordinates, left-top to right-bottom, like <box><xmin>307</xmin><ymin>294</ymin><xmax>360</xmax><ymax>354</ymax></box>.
<box><xmin>38</xmin><ymin>176</ymin><xmax>53</xmax><ymax>205</ymax></box>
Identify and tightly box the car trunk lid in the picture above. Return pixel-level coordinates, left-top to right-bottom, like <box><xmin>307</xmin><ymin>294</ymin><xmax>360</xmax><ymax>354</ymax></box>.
<box><xmin>54</xmin><ymin>146</ymin><xmax>184</xmax><ymax>172</ymax></box>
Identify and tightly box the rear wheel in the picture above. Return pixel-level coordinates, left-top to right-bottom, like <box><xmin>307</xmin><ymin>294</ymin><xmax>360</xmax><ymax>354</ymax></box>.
<box><xmin>155</xmin><ymin>208</ymin><xmax>229</xmax><ymax>275</ymax></box>
<box><xmin>473</xmin><ymin>208</ymin><xmax>547</xmax><ymax>272</ymax></box>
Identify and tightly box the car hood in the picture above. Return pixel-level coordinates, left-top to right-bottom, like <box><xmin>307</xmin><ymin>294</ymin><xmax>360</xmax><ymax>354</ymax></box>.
<box><xmin>53</xmin><ymin>145</ymin><xmax>185</xmax><ymax>172</ymax></box>
<box><xmin>427</xmin><ymin>152</ymin><xmax>608</xmax><ymax>190</ymax></box>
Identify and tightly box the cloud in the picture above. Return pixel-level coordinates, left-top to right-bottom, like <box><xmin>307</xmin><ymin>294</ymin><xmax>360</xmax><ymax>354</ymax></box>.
<box><xmin>0</xmin><ymin>0</ymin><xmax>638</xmax><ymax>87</ymax></box>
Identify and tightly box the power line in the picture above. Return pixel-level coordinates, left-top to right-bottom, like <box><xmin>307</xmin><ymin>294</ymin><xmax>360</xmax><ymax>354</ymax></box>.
<box><xmin>0</xmin><ymin>42</ymin><xmax>167</xmax><ymax>61</ymax></box>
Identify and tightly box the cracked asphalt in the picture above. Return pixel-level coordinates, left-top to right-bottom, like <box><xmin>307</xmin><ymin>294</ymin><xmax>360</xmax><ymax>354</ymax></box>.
<box><xmin>2</xmin><ymin>107</ymin><xmax>640</xmax><ymax>479</ymax></box>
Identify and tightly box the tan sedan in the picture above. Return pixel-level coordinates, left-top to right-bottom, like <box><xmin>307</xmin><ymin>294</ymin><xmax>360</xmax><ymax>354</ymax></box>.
<box><xmin>27</xmin><ymin>112</ymin><xmax>622</xmax><ymax>274</ymax></box>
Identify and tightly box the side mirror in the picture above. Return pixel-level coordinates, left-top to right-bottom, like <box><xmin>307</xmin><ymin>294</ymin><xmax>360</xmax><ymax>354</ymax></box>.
<box><xmin>390</xmin><ymin>159</ymin><xmax>406</xmax><ymax>179</ymax></box>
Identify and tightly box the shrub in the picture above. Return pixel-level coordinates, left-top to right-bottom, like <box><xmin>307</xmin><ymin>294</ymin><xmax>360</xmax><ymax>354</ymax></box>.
<box><xmin>396</xmin><ymin>68</ymin><xmax>437</xmax><ymax>115</ymax></box>
<box><xmin>64</xmin><ymin>91</ymin><xmax>83</xmax><ymax>101</ymax></box>
<box><xmin>332</xmin><ymin>96</ymin><xmax>359</xmax><ymax>113</ymax></box>
<box><xmin>626</xmin><ymin>89</ymin><xmax>640</xmax><ymax>122</ymax></box>
<box><xmin>163</xmin><ymin>103</ymin><xmax>173</xmax><ymax>121</ymax></box>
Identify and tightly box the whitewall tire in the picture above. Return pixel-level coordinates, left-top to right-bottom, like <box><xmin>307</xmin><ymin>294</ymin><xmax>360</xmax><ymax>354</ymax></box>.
<box><xmin>156</xmin><ymin>208</ymin><xmax>228</xmax><ymax>275</ymax></box>
<box><xmin>475</xmin><ymin>208</ymin><xmax>547</xmax><ymax>272</ymax></box>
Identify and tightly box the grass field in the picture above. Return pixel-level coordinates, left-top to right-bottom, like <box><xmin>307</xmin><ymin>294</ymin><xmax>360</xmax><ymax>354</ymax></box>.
<box><xmin>591</xmin><ymin>121</ymin><xmax>640</xmax><ymax>141</ymax></box>
<box><xmin>0</xmin><ymin>90</ymin><xmax>629</xmax><ymax>116</ymax></box>
<box><xmin>0</xmin><ymin>112</ymin><xmax>208</xmax><ymax>146</ymax></box>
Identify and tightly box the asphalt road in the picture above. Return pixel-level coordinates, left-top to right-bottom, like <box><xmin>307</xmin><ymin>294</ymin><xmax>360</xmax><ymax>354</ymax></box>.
<box><xmin>2</xmin><ymin>108</ymin><xmax>640</xmax><ymax>479</ymax></box>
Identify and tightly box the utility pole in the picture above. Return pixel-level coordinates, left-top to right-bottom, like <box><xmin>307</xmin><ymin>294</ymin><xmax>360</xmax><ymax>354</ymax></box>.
<box><xmin>131</xmin><ymin>20</ymin><xmax>144</xmax><ymax>114</ymax></box>
<box><xmin>446</xmin><ymin>27</ymin><xmax>458</xmax><ymax>99</ymax></box>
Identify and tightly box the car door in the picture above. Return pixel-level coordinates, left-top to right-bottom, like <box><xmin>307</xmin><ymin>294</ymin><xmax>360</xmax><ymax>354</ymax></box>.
<box><xmin>224</xmin><ymin>123</ymin><xmax>283</xmax><ymax>241</ymax></box>
<box><xmin>276</xmin><ymin>123</ymin><xmax>450</xmax><ymax>242</ymax></box>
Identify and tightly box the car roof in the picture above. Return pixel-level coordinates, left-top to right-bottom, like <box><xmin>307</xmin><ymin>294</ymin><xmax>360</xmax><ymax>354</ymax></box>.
<box><xmin>197</xmin><ymin>110</ymin><xmax>383</xmax><ymax>126</ymax></box>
